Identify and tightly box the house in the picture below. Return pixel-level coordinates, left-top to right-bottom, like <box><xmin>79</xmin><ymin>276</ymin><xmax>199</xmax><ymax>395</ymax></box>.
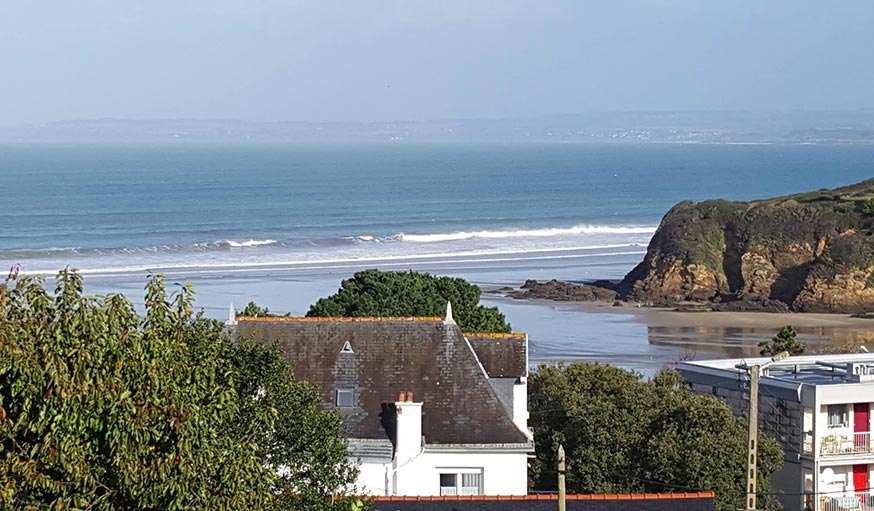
<box><xmin>679</xmin><ymin>353</ymin><xmax>874</xmax><ymax>511</ymax></box>
<box><xmin>370</xmin><ymin>492</ymin><xmax>717</xmax><ymax>510</ymax></box>
<box><xmin>227</xmin><ymin>303</ymin><xmax>533</xmax><ymax>497</ymax></box>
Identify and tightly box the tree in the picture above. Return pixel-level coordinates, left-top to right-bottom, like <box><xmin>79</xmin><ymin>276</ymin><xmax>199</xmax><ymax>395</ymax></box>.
<box><xmin>241</xmin><ymin>300</ymin><xmax>272</xmax><ymax>316</ymax></box>
<box><xmin>307</xmin><ymin>269</ymin><xmax>511</xmax><ymax>333</ymax></box>
<box><xmin>528</xmin><ymin>363</ymin><xmax>784</xmax><ymax>511</ymax></box>
<box><xmin>239</xmin><ymin>301</ymin><xmax>289</xmax><ymax>317</ymax></box>
<box><xmin>759</xmin><ymin>325</ymin><xmax>805</xmax><ymax>356</ymax></box>
<box><xmin>200</xmin><ymin>334</ymin><xmax>359</xmax><ymax>511</ymax></box>
<box><xmin>0</xmin><ymin>269</ymin><xmax>360</xmax><ymax>510</ymax></box>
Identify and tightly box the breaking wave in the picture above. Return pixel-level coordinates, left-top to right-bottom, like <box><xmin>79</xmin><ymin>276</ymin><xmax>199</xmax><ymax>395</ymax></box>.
<box><xmin>393</xmin><ymin>225</ymin><xmax>656</xmax><ymax>243</ymax></box>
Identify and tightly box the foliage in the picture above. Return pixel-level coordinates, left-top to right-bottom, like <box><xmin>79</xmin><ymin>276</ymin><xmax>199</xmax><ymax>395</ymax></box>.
<box><xmin>759</xmin><ymin>325</ymin><xmax>805</xmax><ymax>356</ymax></box>
<box><xmin>307</xmin><ymin>269</ymin><xmax>511</xmax><ymax>333</ymax></box>
<box><xmin>0</xmin><ymin>269</ymin><xmax>360</xmax><ymax>510</ymax></box>
<box><xmin>240</xmin><ymin>301</ymin><xmax>287</xmax><ymax>317</ymax></box>
<box><xmin>528</xmin><ymin>363</ymin><xmax>784</xmax><ymax>511</ymax></box>
<box><xmin>863</xmin><ymin>198</ymin><xmax>874</xmax><ymax>217</ymax></box>
<box><xmin>203</xmin><ymin>334</ymin><xmax>360</xmax><ymax>511</ymax></box>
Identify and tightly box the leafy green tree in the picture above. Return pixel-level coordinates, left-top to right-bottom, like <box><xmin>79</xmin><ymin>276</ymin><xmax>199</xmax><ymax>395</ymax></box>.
<box><xmin>200</xmin><ymin>333</ymin><xmax>359</xmax><ymax>511</ymax></box>
<box><xmin>0</xmin><ymin>269</ymin><xmax>359</xmax><ymax>510</ymax></box>
<box><xmin>241</xmin><ymin>300</ymin><xmax>273</xmax><ymax>317</ymax></box>
<box><xmin>307</xmin><ymin>269</ymin><xmax>511</xmax><ymax>332</ymax></box>
<box><xmin>529</xmin><ymin>363</ymin><xmax>783</xmax><ymax>511</ymax></box>
<box><xmin>759</xmin><ymin>325</ymin><xmax>805</xmax><ymax>356</ymax></box>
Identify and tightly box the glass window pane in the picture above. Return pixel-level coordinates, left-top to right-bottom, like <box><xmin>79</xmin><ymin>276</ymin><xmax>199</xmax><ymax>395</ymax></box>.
<box><xmin>336</xmin><ymin>389</ymin><xmax>354</xmax><ymax>407</ymax></box>
<box><xmin>828</xmin><ymin>405</ymin><xmax>846</xmax><ymax>427</ymax></box>
<box><xmin>439</xmin><ymin>474</ymin><xmax>457</xmax><ymax>496</ymax></box>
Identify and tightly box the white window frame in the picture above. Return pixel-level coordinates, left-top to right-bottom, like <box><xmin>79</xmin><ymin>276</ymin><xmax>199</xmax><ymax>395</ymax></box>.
<box><xmin>336</xmin><ymin>389</ymin><xmax>354</xmax><ymax>407</ymax></box>
<box><xmin>438</xmin><ymin>468</ymin><xmax>483</xmax><ymax>496</ymax></box>
<box><xmin>828</xmin><ymin>404</ymin><xmax>848</xmax><ymax>428</ymax></box>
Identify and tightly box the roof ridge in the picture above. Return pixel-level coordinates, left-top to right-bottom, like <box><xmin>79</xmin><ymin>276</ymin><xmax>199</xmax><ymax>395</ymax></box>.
<box><xmin>236</xmin><ymin>315</ymin><xmax>443</xmax><ymax>322</ymax></box>
<box><xmin>372</xmin><ymin>492</ymin><xmax>716</xmax><ymax>501</ymax></box>
<box><xmin>463</xmin><ymin>332</ymin><xmax>527</xmax><ymax>339</ymax></box>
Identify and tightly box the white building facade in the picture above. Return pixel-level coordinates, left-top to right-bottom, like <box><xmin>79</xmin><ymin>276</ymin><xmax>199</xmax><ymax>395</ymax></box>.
<box><xmin>353</xmin><ymin>394</ymin><xmax>531</xmax><ymax>496</ymax></box>
<box><xmin>680</xmin><ymin>354</ymin><xmax>874</xmax><ymax>511</ymax></box>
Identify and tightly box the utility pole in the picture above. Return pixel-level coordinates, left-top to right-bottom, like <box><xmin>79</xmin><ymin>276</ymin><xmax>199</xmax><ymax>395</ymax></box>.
<box><xmin>558</xmin><ymin>444</ymin><xmax>566</xmax><ymax>511</ymax></box>
<box><xmin>746</xmin><ymin>365</ymin><xmax>760</xmax><ymax>511</ymax></box>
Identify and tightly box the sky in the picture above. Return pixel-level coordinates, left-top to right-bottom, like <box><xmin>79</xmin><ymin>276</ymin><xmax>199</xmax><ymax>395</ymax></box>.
<box><xmin>1</xmin><ymin>1</ymin><xmax>873</xmax><ymax>124</ymax></box>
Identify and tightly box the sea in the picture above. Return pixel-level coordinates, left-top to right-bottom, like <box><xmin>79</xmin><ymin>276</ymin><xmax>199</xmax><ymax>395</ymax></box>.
<box><xmin>3</xmin><ymin>142</ymin><xmax>873</xmax><ymax>374</ymax></box>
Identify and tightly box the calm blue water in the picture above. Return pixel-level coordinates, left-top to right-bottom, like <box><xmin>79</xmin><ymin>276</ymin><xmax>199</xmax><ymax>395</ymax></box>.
<box><xmin>2</xmin><ymin>143</ymin><xmax>872</xmax><ymax>277</ymax></box>
<box><xmin>4</xmin><ymin>142</ymin><xmax>871</xmax><ymax>373</ymax></box>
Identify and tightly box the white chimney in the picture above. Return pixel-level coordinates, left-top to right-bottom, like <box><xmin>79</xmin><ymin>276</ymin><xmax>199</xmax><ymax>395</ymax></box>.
<box><xmin>394</xmin><ymin>391</ymin><xmax>422</xmax><ymax>465</ymax></box>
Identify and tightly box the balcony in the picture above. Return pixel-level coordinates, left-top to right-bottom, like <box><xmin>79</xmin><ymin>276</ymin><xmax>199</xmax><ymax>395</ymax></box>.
<box><xmin>821</xmin><ymin>495</ymin><xmax>874</xmax><ymax>511</ymax></box>
<box><xmin>821</xmin><ymin>432</ymin><xmax>874</xmax><ymax>456</ymax></box>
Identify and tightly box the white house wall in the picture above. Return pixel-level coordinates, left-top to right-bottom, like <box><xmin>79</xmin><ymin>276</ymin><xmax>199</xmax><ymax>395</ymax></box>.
<box><xmin>513</xmin><ymin>380</ymin><xmax>529</xmax><ymax>434</ymax></box>
<box><xmin>393</xmin><ymin>450</ymin><xmax>528</xmax><ymax>496</ymax></box>
<box><xmin>355</xmin><ymin>461</ymin><xmax>391</xmax><ymax>496</ymax></box>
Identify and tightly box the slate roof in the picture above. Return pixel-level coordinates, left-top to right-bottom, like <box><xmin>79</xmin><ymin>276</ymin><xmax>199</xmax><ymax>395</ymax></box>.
<box><xmin>347</xmin><ymin>439</ymin><xmax>393</xmax><ymax>463</ymax></box>
<box><xmin>464</xmin><ymin>334</ymin><xmax>527</xmax><ymax>378</ymax></box>
<box><xmin>371</xmin><ymin>493</ymin><xmax>716</xmax><ymax>511</ymax></box>
<box><xmin>232</xmin><ymin>317</ymin><xmax>530</xmax><ymax>446</ymax></box>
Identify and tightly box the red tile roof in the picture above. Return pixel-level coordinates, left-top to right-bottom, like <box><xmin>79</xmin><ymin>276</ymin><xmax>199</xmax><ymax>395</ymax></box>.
<box><xmin>372</xmin><ymin>493</ymin><xmax>715</xmax><ymax>502</ymax></box>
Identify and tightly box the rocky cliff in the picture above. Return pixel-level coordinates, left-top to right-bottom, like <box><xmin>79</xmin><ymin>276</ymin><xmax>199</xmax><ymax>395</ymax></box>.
<box><xmin>619</xmin><ymin>179</ymin><xmax>874</xmax><ymax>313</ymax></box>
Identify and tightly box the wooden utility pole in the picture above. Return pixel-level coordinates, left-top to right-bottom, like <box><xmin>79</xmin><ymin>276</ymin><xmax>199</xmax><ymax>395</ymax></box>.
<box><xmin>558</xmin><ymin>444</ymin><xmax>566</xmax><ymax>511</ymax></box>
<box><xmin>746</xmin><ymin>365</ymin><xmax>760</xmax><ymax>511</ymax></box>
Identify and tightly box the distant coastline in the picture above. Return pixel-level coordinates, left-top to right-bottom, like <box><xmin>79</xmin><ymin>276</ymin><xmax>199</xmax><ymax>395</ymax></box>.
<box><xmin>3</xmin><ymin>110</ymin><xmax>874</xmax><ymax>144</ymax></box>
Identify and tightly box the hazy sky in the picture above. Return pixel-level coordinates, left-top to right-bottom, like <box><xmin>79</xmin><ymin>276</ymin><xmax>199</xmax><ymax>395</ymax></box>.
<box><xmin>2</xmin><ymin>1</ymin><xmax>873</xmax><ymax>123</ymax></box>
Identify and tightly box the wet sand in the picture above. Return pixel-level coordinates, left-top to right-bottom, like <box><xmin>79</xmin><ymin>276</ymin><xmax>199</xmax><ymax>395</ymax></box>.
<box><xmin>564</xmin><ymin>300</ymin><xmax>874</xmax><ymax>359</ymax></box>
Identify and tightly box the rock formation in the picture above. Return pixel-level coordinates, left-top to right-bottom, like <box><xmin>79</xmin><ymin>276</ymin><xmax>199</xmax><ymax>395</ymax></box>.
<box><xmin>510</xmin><ymin>279</ymin><xmax>619</xmax><ymax>302</ymax></box>
<box><xmin>618</xmin><ymin>179</ymin><xmax>874</xmax><ymax>313</ymax></box>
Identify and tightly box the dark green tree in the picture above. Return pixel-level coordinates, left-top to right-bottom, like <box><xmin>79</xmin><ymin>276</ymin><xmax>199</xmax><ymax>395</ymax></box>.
<box><xmin>759</xmin><ymin>325</ymin><xmax>805</xmax><ymax>356</ymax></box>
<box><xmin>528</xmin><ymin>363</ymin><xmax>783</xmax><ymax>511</ymax></box>
<box><xmin>0</xmin><ymin>269</ymin><xmax>360</xmax><ymax>510</ymax></box>
<box><xmin>241</xmin><ymin>300</ymin><xmax>273</xmax><ymax>317</ymax></box>
<box><xmin>307</xmin><ymin>269</ymin><xmax>511</xmax><ymax>333</ymax></box>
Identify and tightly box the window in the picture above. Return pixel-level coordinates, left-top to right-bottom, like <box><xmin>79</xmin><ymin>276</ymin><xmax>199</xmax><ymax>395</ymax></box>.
<box><xmin>439</xmin><ymin>470</ymin><xmax>482</xmax><ymax>496</ymax></box>
<box><xmin>439</xmin><ymin>474</ymin><xmax>457</xmax><ymax>496</ymax></box>
<box><xmin>336</xmin><ymin>389</ymin><xmax>354</xmax><ymax>407</ymax></box>
<box><xmin>828</xmin><ymin>404</ymin><xmax>847</xmax><ymax>428</ymax></box>
<box><xmin>461</xmin><ymin>473</ymin><xmax>482</xmax><ymax>495</ymax></box>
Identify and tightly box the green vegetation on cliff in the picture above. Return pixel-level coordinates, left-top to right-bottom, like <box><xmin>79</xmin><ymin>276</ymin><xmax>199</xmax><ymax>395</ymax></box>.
<box><xmin>621</xmin><ymin>179</ymin><xmax>874</xmax><ymax>312</ymax></box>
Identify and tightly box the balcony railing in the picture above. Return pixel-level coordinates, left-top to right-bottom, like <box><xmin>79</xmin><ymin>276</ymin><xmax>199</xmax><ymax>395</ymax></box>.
<box><xmin>821</xmin><ymin>432</ymin><xmax>874</xmax><ymax>455</ymax></box>
<box><xmin>821</xmin><ymin>495</ymin><xmax>874</xmax><ymax>511</ymax></box>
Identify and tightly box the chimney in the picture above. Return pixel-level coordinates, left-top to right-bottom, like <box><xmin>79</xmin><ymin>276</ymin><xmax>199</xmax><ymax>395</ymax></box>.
<box><xmin>394</xmin><ymin>390</ymin><xmax>422</xmax><ymax>464</ymax></box>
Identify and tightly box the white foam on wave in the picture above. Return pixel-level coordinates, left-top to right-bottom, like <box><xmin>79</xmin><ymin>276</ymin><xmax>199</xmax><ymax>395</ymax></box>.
<box><xmin>22</xmin><ymin>243</ymin><xmax>645</xmax><ymax>277</ymax></box>
<box><xmin>395</xmin><ymin>224</ymin><xmax>656</xmax><ymax>243</ymax></box>
<box><xmin>221</xmin><ymin>239</ymin><xmax>278</xmax><ymax>248</ymax></box>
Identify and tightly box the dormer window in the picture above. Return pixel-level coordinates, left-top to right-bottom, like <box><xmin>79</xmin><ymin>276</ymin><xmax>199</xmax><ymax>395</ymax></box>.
<box><xmin>340</xmin><ymin>341</ymin><xmax>354</xmax><ymax>354</ymax></box>
<box><xmin>336</xmin><ymin>389</ymin><xmax>354</xmax><ymax>407</ymax></box>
